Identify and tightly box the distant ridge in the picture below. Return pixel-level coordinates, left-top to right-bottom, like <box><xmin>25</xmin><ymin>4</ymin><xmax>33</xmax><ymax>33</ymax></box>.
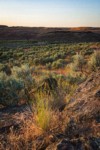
<box><xmin>0</xmin><ymin>25</ymin><xmax>8</xmax><ymax>28</ymax></box>
<box><xmin>0</xmin><ymin>25</ymin><xmax>100</xmax><ymax>43</ymax></box>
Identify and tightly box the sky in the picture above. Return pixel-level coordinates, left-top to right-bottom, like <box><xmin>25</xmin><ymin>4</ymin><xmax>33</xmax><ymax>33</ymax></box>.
<box><xmin>0</xmin><ymin>0</ymin><xmax>100</xmax><ymax>27</ymax></box>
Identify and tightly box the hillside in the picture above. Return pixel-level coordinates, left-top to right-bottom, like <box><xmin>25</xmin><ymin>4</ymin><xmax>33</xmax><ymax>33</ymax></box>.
<box><xmin>0</xmin><ymin>26</ymin><xmax>100</xmax><ymax>43</ymax></box>
<box><xmin>0</xmin><ymin>71</ymin><xmax>100</xmax><ymax>150</ymax></box>
<box><xmin>0</xmin><ymin>25</ymin><xmax>100</xmax><ymax>150</ymax></box>
<box><xmin>47</xmin><ymin>71</ymin><xmax>100</xmax><ymax>149</ymax></box>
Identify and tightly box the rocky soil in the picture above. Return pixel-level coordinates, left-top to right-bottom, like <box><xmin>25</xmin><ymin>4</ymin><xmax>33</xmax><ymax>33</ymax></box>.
<box><xmin>46</xmin><ymin>71</ymin><xmax>100</xmax><ymax>150</ymax></box>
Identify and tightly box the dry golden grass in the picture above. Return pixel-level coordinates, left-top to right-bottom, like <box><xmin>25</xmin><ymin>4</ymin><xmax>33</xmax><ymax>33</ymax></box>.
<box><xmin>0</xmin><ymin>107</ymin><xmax>68</xmax><ymax>150</ymax></box>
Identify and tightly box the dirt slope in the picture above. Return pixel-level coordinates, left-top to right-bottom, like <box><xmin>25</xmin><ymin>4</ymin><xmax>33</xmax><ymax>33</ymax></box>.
<box><xmin>66</xmin><ymin>71</ymin><xmax>100</xmax><ymax>123</ymax></box>
<box><xmin>46</xmin><ymin>71</ymin><xmax>100</xmax><ymax>150</ymax></box>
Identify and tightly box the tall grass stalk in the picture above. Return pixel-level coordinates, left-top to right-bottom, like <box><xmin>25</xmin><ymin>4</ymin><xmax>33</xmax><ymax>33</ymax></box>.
<box><xmin>35</xmin><ymin>93</ymin><xmax>51</xmax><ymax>131</ymax></box>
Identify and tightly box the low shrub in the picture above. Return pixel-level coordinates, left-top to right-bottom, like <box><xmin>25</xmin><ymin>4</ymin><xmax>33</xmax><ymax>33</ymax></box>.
<box><xmin>66</xmin><ymin>73</ymin><xmax>86</xmax><ymax>85</ymax></box>
<box><xmin>0</xmin><ymin>72</ymin><xmax>24</xmax><ymax>106</ymax></box>
<box><xmin>88</xmin><ymin>51</ymin><xmax>100</xmax><ymax>71</ymax></box>
<box><xmin>0</xmin><ymin>64</ymin><xmax>35</xmax><ymax>106</ymax></box>
<box><xmin>71</xmin><ymin>53</ymin><xmax>85</xmax><ymax>72</ymax></box>
<box><xmin>52</xmin><ymin>59</ymin><xmax>65</xmax><ymax>69</ymax></box>
<box><xmin>46</xmin><ymin>63</ymin><xmax>52</xmax><ymax>69</ymax></box>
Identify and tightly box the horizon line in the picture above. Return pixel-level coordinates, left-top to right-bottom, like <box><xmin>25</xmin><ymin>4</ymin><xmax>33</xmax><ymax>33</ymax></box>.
<box><xmin>0</xmin><ymin>25</ymin><xmax>100</xmax><ymax>28</ymax></box>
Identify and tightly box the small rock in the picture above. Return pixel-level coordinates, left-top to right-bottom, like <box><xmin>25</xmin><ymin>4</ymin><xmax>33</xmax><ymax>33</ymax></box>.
<box><xmin>89</xmin><ymin>137</ymin><xmax>100</xmax><ymax>150</ymax></box>
<box><xmin>95</xmin><ymin>90</ymin><xmax>100</xmax><ymax>98</ymax></box>
<box><xmin>57</xmin><ymin>139</ymin><xmax>74</xmax><ymax>150</ymax></box>
<box><xmin>56</xmin><ymin>133</ymin><xmax>66</xmax><ymax>139</ymax></box>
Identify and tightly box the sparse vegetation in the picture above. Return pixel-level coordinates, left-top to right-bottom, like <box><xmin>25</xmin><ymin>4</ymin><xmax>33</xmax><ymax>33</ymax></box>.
<box><xmin>0</xmin><ymin>40</ymin><xmax>100</xmax><ymax>150</ymax></box>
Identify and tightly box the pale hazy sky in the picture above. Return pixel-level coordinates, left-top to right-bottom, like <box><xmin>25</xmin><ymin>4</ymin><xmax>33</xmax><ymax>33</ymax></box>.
<box><xmin>0</xmin><ymin>0</ymin><xmax>100</xmax><ymax>27</ymax></box>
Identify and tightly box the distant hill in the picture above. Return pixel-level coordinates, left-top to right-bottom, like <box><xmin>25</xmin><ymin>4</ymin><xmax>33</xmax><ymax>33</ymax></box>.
<box><xmin>0</xmin><ymin>26</ymin><xmax>100</xmax><ymax>43</ymax></box>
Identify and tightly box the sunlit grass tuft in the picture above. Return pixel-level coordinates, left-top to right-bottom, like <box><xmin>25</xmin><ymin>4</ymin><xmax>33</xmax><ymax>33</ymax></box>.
<box><xmin>34</xmin><ymin>93</ymin><xmax>52</xmax><ymax>131</ymax></box>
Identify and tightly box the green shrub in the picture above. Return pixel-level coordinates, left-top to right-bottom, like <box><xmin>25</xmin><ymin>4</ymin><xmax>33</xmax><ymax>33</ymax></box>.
<box><xmin>84</xmin><ymin>49</ymin><xmax>94</xmax><ymax>55</ymax></box>
<box><xmin>0</xmin><ymin>64</ymin><xmax>35</xmax><ymax>106</ymax></box>
<box><xmin>71</xmin><ymin>53</ymin><xmax>85</xmax><ymax>72</ymax></box>
<box><xmin>0</xmin><ymin>72</ymin><xmax>24</xmax><ymax>106</ymax></box>
<box><xmin>33</xmin><ymin>58</ymin><xmax>40</xmax><ymax>65</ymax></box>
<box><xmin>52</xmin><ymin>59</ymin><xmax>65</xmax><ymax>69</ymax></box>
<box><xmin>46</xmin><ymin>63</ymin><xmax>52</xmax><ymax>69</ymax></box>
<box><xmin>66</xmin><ymin>73</ymin><xmax>86</xmax><ymax>85</ymax></box>
<box><xmin>13</xmin><ymin>64</ymin><xmax>34</xmax><ymax>90</ymax></box>
<box><xmin>88</xmin><ymin>51</ymin><xmax>100</xmax><ymax>71</ymax></box>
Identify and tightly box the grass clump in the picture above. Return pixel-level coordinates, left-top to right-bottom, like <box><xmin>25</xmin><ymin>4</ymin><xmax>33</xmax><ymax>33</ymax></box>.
<box><xmin>35</xmin><ymin>93</ymin><xmax>52</xmax><ymax>131</ymax></box>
